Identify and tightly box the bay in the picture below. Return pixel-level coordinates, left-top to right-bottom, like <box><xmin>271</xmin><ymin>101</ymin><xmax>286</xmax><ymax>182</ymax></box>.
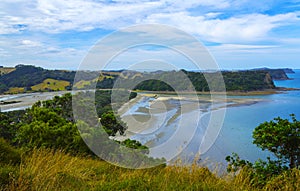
<box><xmin>121</xmin><ymin>69</ymin><xmax>300</xmax><ymax>170</ymax></box>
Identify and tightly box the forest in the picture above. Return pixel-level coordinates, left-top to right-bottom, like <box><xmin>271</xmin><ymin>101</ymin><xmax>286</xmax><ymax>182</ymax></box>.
<box><xmin>0</xmin><ymin>65</ymin><xmax>280</xmax><ymax>94</ymax></box>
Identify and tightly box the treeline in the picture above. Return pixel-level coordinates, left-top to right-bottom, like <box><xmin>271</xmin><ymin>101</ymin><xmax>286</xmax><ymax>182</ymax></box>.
<box><xmin>0</xmin><ymin>65</ymin><xmax>99</xmax><ymax>93</ymax></box>
<box><xmin>65</xmin><ymin>69</ymin><xmax>277</xmax><ymax>92</ymax></box>
<box><xmin>0</xmin><ymin>65</ymin><xmax>277</xmax><ymax>93</ymax></box>
<box><xmin>112</xmin><ymin>70</ymin><xmax>275</xmax><ymax>92</ymax></box>
<box><xmin>0</xmin><ymin>65</ymin><xmax>75</xmax><ymax>92</ymax></box>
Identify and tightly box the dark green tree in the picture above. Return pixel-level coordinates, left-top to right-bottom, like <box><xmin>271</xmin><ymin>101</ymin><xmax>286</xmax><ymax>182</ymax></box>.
<box><xmin>16</xmin><ymin>106</ymin><xmax>91</xmax><ymax>154</ymax></box>
<box><xmin>0</xmin><ymin>113</ymin><xmax>17</xmax><ymax>143</ymax></box>
<box><xmin>253</xmin><ymin>114</ymin><xmax>300</xmax><ymax>169</ymax></box>
<box><xmin>100</xmin><ymin>111</ymin><xmax>127</xmax><ymax>136</ymax></box>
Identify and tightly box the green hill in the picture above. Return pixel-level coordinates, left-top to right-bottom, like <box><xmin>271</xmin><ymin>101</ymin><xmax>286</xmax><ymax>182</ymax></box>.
<box><xmin>31</xmin><ymin>78</ymin><xmax>70</xmax><ymax>91</ymax></box>
<box><xmin>0</xmin><ymin>65</ymin><xmax>280</xmax><ymax>94</ymax></box>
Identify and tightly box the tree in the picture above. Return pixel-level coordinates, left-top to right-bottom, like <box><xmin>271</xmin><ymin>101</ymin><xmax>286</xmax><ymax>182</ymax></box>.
<box><xmin>0</xmin><ymin>113</ymin><xmax>17</xmax><ymax>143</ymax></box>
<box><xmin>253</xmin><ymin>114</ymin><xmax>300</xmax><ymax>169</ymax></box>
<box><xmin>16</xmin><ymin>106</ymin><xmax>91</xmax><ymax>155</ymax></box>
<box><xmin>100</xmin><ymin>111</ymin><xmax>127</xmax><ymax>136</ymax></box>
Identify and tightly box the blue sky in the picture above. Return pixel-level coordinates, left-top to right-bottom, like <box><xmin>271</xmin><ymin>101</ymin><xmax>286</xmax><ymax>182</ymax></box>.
<box><xmin>1</xmin><ymin>0</ymin><xmax>300</xmax><ymax>70</ymax></box>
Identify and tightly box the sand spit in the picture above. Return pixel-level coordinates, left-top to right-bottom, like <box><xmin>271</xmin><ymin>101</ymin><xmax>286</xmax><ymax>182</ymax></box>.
<box><xmin>113</xmin><ymin>93</ymin><xmax>265</xmax><ymax>142</ymax></box>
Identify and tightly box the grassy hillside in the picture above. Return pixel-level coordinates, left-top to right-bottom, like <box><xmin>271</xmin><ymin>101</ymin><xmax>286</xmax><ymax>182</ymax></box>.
<box><xmin>5</xmin><ymin>87</ymin><xmax>25</xmax><ymax>94</ymax></box>
<box><xmin>31</xmin><ymin>78</ymin><xmax>70</xmax><ymax>91</ymax></box>
<box><xmin>0</xmin><ymin>65</ymin><xmax>75</xmax><ymax>93</ymax></box>
<box><xmin>73</xmin><ymin>75</ymin><xmax>114</xmax><ymax>89</ymax></box>
<box><xmin>0</xmin><ymin>67</ymin><xmax>15</xmax><ymax>75</ymax></box>
<box><xmin>0</xmin><ymin>65</ymin><xmax>284</xmax><ymax>94</ymax></box>
<box><xmin>1</xmin><ymin>148</ymin><xmax>299</xmax><ymax>191</ymax></box>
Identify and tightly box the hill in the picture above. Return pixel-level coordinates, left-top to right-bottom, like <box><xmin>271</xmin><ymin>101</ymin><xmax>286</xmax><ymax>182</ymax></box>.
<box><xmin>92</xmin><ymin>70</ymin><xmax>276</xmax><ymax>92</ymax></box>
<box><xmin>0</xmin><ymin>65</ymin><xmax>280</xmax><ymax>94</ymax></box>
<box><xmin>31</xmin><ymin>79</ymin><xmax>70</xmax><ymax>91</ymax></box>
<box><xmin>0</xmin><ymin>65</ymin><xmax>75</xmax><ymax>93</ymax></box>
<box><xmin>252</xmin><ymin>68</ymin><xmax>293</xmax><ymax>80</ymax></box>
<box><xmin>0</xmin><ymin>67</ymin><xmax>15</xmax><ymax>76</ymax></box>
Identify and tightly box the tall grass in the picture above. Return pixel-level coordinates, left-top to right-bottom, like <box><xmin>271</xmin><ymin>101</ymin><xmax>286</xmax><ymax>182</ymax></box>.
<box><xmin>8</xmin><ymin>149</ymin><xmax>95</xmax><ymax>191</ymax></box>
<box><xmin>2</xmin><ymin>149</ymin><xmax>299</xmax><ymax>191</ymax></box>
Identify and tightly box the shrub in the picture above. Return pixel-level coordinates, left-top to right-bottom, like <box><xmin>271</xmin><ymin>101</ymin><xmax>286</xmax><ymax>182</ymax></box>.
<box><xmin>0</xmin><ymin>138</ymin><xmax>21</xmax><ymax>165</ymax></box>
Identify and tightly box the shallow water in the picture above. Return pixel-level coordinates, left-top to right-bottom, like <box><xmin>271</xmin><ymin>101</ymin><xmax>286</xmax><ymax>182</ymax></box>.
<box><xmin>121</xmin><ymin>70</ymin><xmax>300</xmax><ymax>169</ymax></box>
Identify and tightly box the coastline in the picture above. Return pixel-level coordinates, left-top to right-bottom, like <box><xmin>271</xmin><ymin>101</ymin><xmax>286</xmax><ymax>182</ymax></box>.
<box><xmin>133</xmin><ymin>87</ymin><xmax>300</xmax><ymax>96</ymax></box>
<box><xmin>114</xmin><ymin>93</ymin><xmax>266</xmax><ymax>142</ymax></box>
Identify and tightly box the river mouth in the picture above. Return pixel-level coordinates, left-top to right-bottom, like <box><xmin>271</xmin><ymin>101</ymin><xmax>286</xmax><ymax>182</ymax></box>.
<box><xmin>116</xmin><ymin>93</ymin><xmax>267</xmax><ymax>170</ymax></box>
<box><xmin>0</xmin><ymin>90</ymin><xmax>277</xmax><ymax>171</ymax></box>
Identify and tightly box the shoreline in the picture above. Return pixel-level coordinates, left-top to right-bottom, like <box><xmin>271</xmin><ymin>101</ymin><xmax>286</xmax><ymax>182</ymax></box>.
<box><xmin>134</xmin><ymin>87</ymin><xmax>300</xmax><ymax>96</ymax></box>
<box><xmin>113</xmin><ymin>93</ymin><xmax>265</xmax><ymax>142</ymax></box>
<box><xmin>0</xmin><ymin>91</ymin><xmax>71</xmax><ymax>112</ymax></box>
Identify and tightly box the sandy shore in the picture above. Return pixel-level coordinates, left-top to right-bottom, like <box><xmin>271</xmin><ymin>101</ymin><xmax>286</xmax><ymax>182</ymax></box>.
<box><xmin>113</xmin><ymin>93</ymin><xmax>265</xmax><ymax>142</ymax></box>
<box><xmin>134</xmin><ymin>88</ymin><xmax>298</xmax><ymax>96</ymax></box>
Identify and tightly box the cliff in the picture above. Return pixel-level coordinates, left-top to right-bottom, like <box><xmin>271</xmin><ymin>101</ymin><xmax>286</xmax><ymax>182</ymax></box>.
<box><xmin>252</xmin><ymin>68</ymin><xmax>293</xmax><ymax>80</ymax></box>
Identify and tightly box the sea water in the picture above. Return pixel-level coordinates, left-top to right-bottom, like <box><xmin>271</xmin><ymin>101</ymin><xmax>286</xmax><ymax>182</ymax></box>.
<box><xmin>123</xmin><ymin>70</ymin><xmax>300</xmax><ymax>168</ymax></box>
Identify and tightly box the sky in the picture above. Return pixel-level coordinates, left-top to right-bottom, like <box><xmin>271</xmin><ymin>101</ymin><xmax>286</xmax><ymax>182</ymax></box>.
<box><xmin>1</xmin><ymin>0</ymin><xmax>300</xmax><ymax>70</ymax></box>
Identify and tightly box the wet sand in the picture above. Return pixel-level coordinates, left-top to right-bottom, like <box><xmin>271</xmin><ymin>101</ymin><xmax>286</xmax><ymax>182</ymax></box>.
<box><xmin>114</xmin><ymin>93</ymin><xmax>264</xmax><ymax>142</ymax></box>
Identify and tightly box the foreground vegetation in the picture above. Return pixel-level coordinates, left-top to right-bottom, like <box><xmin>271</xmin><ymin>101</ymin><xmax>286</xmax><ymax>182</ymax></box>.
<box><xmin>0</xmin><ymin>145</ymin><xmax>299</xmax><ymax>191</ymax></box>
<box><xmin>1</xmin><ymin>90</ymin><xmax>299</xmax><ymax>190</ymax></box>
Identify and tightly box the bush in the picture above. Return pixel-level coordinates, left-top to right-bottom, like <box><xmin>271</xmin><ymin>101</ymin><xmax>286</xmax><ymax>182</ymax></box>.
<box><xmin>0</xmin><ymin>138</ymin><xmax>21</xmax><ymax>165</ymax></box>
<box><xmin>0</xmin><ymin>165</ymin><xmax>18</xmax><ymax>187</ymax></box>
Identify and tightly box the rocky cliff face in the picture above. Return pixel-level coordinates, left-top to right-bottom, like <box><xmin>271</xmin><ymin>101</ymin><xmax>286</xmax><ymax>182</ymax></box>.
<box><xmin>252</xmin><ymin>68</ymin><xmax>293</xmax><ymax>80</ymax></box>
<box><xmin>283</xmin><ymin>68</ymin><xmax>295</xmax><ymax>74</ymax></box>
<box><xmin>264</xmin><ymin>73</ymin><xmax>276</xmax><ymax>89</ymax></box>
<box><xmin>266</xmin><ymin>69</ymin><xmax>290</xmax><ymax>80</ymax></box>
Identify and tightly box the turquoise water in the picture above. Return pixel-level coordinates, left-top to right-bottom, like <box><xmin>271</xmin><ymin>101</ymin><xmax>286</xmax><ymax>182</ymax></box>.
<box><xmin>202</xmin><ymin>69</ymin><xmax>300</xmax><ymax>167</ymax></box>
<box><xmin>124</xmin><ymin>70</ymin><xmax>300</xmax><ymax>169</ymax></box>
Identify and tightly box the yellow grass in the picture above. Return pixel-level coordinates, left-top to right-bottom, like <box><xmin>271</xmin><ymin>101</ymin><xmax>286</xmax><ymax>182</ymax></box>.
<box><xmin>31</xmin><ymin>79</ymin><xmax>70</xmax><ymax>91</ymax></box>
<box><xmin>4</xmin><ymin>149</ymin><xmax>299</xmax><ymax>191</ymax></box>
<box><xmin>5</xmin><ymin>87</ymin><xmax>25</xmax><ymax>94</ymax></box>
<box><xmin>74</xmin><ymin>75</ymin><xmax>115</xmax><ymax>89</ymax></box>
<box><xmin>0</xmin><ymin>67</ymin><xmax>15</xmax><ymax>75</ymax></box>
<box><xmin>73</xmin><ymin>79</ymin><xmax>94</xmax><ymax>89</ymax></box>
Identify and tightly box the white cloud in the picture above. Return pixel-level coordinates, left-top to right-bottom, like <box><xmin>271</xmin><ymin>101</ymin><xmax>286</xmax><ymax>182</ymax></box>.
<box><xmin>1</xmin><ymin>0</ymin><xmax>300</xmax><ymax>69</ymax></box>
<box><xmin>143</xmin><ymin>12</ymin><xmax>300</xmax><ymax>43</ymax></box>
<box><xmin>158</xmin><ymin>0</ymin><xmax>230</xmax><ymax>11</ymax></box>
<box><xmin>209</xmin><ymin>44</ymin><xmax>280</xmax><ymax>54</ymax></box>
<box><xmin>20</xmin><ymin>39</ymin><xmax>42</xmax><ymax>47</ymax></box>
<box><xmin>205</xmin><ymin>12</ymin><xmax>222</xmax><ymax>19</ymax></box>
<box><xmin>0</xmin><ymin>0</ymin><xmax>164</xmax><ymax>34</ymax></box>
<box><xmin>0</xmin><ymin>0</ymin><xmax>299</xmax><ymax>44</ymax></box>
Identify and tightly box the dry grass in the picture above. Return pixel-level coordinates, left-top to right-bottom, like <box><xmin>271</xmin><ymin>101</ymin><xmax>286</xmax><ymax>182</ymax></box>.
<box><xmin>0</xmin><ymin>67</ymin><xmax>15</xmax><ymax>75</ymax></box>
<box><xmin>8</xmin><ymin>149</ymin><xmax>95</xmax><ymax>191</ymax></box>
<box><xmin>73</xmin><ymin>79</ymin><xmax>93</xmax><ymax>89</ymax></box>
<box><xmin>3</xmin><ymin>149</ymin><xmax>299</xmax><ymax>191</ymax></box>
<box><xmin>31</xmin><ymin>79</ymin><xmax>70</xmax><ymax>91</ymax></box>
<box><xmin>5</xmin><ymin>87</ymin><xmax>25</xmax><ymax>94</ymax></box>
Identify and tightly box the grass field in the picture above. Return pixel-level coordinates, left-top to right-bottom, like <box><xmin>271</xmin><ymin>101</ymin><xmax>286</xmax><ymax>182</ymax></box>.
<box><xmin>31</xmin><ymin>79</ymin><xmax>70</xmax><ymax>91</ymax></box>
<box><xmin>0</xmin><ymin>67</ymin><xmax>15</xmax><ymax>75</ymax></box>
<box><xmin>5</xmin><ymin>87</ymin><xmax>25</xmax><ymax>94</ymax></box>
<box><xmin>73</xmin><ymin>78</ymin><xmax>97</xmax><ymax>89</ymax></box>
<box><xmin>73</xmin><ymin>75</ymin><xmax>115</xmax><ymax>89</ymax></box>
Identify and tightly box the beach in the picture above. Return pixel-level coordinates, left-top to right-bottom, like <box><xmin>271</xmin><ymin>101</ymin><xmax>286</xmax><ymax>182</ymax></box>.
<box><xmin>114</xmin><ymin>93</ymin><xmax>265</xmax><ymax>145</ymax></box>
